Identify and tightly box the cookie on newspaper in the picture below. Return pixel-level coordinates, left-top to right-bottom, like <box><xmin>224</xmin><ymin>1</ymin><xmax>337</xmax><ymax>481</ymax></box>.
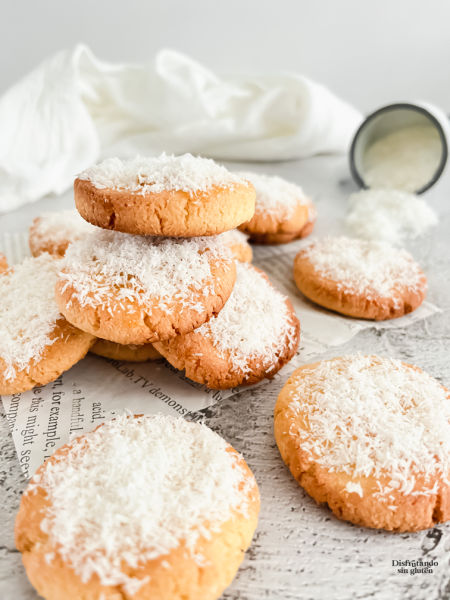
<box><xmin>0</xmin><ymin>254</ymin><xmax>94</xmax><ymax>394</ymax></box>
<box><xmin>293</xmin><ymin>236</ymin><xmax>427</xmax><ymax>320</ymax></box>
<box><xmin>16</xmin><ymin>414</ymin><xmax>260</xmax><ymax>600</ymax></box>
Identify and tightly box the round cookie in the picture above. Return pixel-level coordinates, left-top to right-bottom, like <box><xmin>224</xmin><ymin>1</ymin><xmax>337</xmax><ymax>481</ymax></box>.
<box><xmin>75</xmin><ymin>154</ymin><xmax>256</xmax><ymax>237</ymax></box>
<box><xmin>237</xmin><ymin>171</ymin><xmax>316</xmax><ymax>244</ymax></box>
<box><xmin>219</xmin><ymin>229</ymin><xmax>252</xmax><ymax>263</ymax></box>
<box><xmin>293</xmin><ymin>236</ymin><xmax>426</xmax><ymax>320</ymax></box>
<box><xmin>0</xmin><ymin>253</ymin><xmax>8</xmax><ymax>273</ymax></box>
<box><xmin>155</xmin><ymin>262</ymin><xmax>300</xmax><ymax>389</ymax></box>
<box><xmin>56</xmin><ymin>230</ymin><xmax>236</xmax><ymax>345</ymax></box>
<box><xmin>0</xmin><ymin>254</ymin><xmax>94</xmax><ymax>394</ymax></box>
<box><xmin>16</xmin><ymin>414</ymin><xmax>260</xmax><ymax>600</ymax></box>
<box><xmin>29</xmin><ymin>209</ymin><xmax>95</xmax><ymax>257</ymax></box>
<box><xmin>274</xmin><ymin>355</ymin><xmax>450</xmax><ymax>532</ymax></box>
<box><xmin>91</xmin><ymin>339</ymin><xmax>161</xmax><ymax>362</ymax></box>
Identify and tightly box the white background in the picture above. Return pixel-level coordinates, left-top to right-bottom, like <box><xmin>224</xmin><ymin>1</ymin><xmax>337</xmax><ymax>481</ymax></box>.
<box><xmin>1</xmin><ymin>0</ymin><xmax>450</xmax><ymax>112</ymax></box>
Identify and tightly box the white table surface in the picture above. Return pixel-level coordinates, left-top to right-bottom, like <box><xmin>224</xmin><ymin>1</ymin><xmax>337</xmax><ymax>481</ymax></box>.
<box><xmin>1</xmin><ymin>154</ymin><xmax>450</xmax><ymax>600</ymax></box>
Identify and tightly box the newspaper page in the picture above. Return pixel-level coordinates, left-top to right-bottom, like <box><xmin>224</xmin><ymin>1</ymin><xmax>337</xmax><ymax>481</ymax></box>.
<box><xmin>0</xmin><ymin>232</ymin><xmax>439</xmax><ymax>477</ymax></box>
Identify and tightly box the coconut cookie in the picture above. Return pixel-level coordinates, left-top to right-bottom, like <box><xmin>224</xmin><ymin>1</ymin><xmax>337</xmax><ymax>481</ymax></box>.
<box><xmin>237</xmin><ymin>172</ymin><xmax>316</xmax><ymax>244</ymax></box>
<box><xmin>75</xmin><ymin>154</ymin><xmax>256</xmax><ymax>237</ymax></box>
<box><xmin>0</xmin><ymin>254</ymin><xmax>94</xmax><ymax>394</ymax></box>
<box><xmin>56</xmin><ymin>230</ymin><xmax>236</xmax><ymax>345</ymax></box>
<box><xmin>219</xmin><ymin>229</ymin><xmax>252</xmax><ymax>263</ymax></box>
<box><xmin>91</xmin><ymin>339</ymin><xmax>161</xmax><ymax>362</ymax></box>
<box><xmin>293</xmin><ymin>236</ymin><xmax>426</xmax><ymax>320</ymax></box>
<box><xmin>274</xmin><ymin>355</ymin><xmax>450</xmax><ymax>532</ymax></box>
<box><xmin>29</xmin><ymin>209</ymin><xmax>95</xmax><ymax>257</ymax></box>
<box><xmin>155</xmin><ymin>263</ymin><xmax>300</xmax><ymax>389</ymax></box>
<box><xmin>16</xmin><ymin>414</ymin><xmax>260</xmax><ymax>600</ymax></box>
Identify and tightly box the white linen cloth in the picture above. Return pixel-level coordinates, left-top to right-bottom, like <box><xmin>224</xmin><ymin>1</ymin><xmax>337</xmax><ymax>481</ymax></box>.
<box><xmin>0</xmin><ymin>45</ymin><xmax>361</xmax><ymax>213</ymax></box>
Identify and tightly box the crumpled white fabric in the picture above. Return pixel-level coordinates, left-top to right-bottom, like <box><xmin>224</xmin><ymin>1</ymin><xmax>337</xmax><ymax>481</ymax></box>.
<box><xmin>0</xmin><ymin>44</ymin><xmax>361</xmax><ymax>213</ymax></box>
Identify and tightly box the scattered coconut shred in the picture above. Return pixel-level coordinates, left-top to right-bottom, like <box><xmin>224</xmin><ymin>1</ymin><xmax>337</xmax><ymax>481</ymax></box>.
<box><xmin>0</xmin><ymin>254</ymin><xmax>61</xmax><ymax>380</ymax></box>
<box><xmin>78</xmin><ymin>153</ymin><xmax>246</xmax><ymax>196</ymax></box>
<box><xmin>302</xmin><ymin>236</ymin><xmax>424</xmax><ymax>299</ymax></box>
<box><xmin>197</xmin><ymin>262</ymin><xmax>297</xmax><ymax>374</ymax></box>
<box><xmin>237</xmin><ymin>171</ymin><xmax>315</xmax><ymax>221</ymax></box>
<box><xmin>30</xmin><ymin>414</ymin><xmax>254</xmax><ymax>595</ymax></box>
<box><xmin>32</xmin><ymin>209</ymin><xmax>95</xmax><ymax>247</ymax></box>
<box><xmin>346</xmin><ymin>189</ymin><xmax>438</xmax><ymax>244</ymax></box>
<box><xmin>60</xmin><ymin>230</ymin><xmax>232</xmax><ymax>313</ymax></box>
<box><xmin>288</xmin><ymin>356</ymin><xmax>450</xmax><ymax>498</ymax></box>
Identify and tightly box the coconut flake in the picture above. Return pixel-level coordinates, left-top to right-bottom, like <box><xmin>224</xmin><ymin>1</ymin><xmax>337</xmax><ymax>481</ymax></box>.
<box><xmin>300</xmin><ymin>236</ymin><xmax>424</xmax><ymax>298</ymax></box>
<box><xmin>218</xmin><ymin>229</ymin><xmax>249</xmax><ymax>246</ymax></box>
<box><xmin>197</xmin><ymin>262</ymin><xmax>297</xmax><ymax>374</ymax></box>
<box><xmin>78</xmin><ymin>154</ymin><xmax>246</xmax><ymax>196</ymax></box>
<box><xmin>31</xmin><ymin>210</ymin><xmax>95</xmax><ymax>248</ymax></box>
<box><xmin>237</xmin><ymin>171</ymin><xmax>314</xmax><ymax>221</ymax></box>
<box><xmin>288</xmin><ymin>355</ymin><xmax>450</xmax><ymax>496</ymax></box>
<box><xmin>345</xmin><ymin>482</ymin><xmax>363</xmax><ymax>497</ymax></box>
<box><xmin>0</xmin><ymin>254</ymin><xmax>62</xmax><ymax>380</ymax></box>
<box><xmin>59</xmin><ymin>230</ymin><xmax>233</xmax><ymax>315</ymax></box>
<box><xmin>30</xmin><ymin>414</ymin><xmax>254</xmax><ymax>594</ymax></box>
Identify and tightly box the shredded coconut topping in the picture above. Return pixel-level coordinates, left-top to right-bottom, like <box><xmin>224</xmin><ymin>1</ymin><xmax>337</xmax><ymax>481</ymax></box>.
<box><xmin>0</xmin><ymin>254</ymin><xmax>61</xmax><ymax>379</ymax></box>
<box><xmin>346</xmin><ymin>189</ymin><xmax>438</xmax><ymax>244</ymax></box>
<box><xmin>300</xmin><ymin>236</ymin><xmax>424</xmax><ymax>298</ymax></box>
<box><xmin>197</xmin><ymin>262</ymin><xmax>297</xmax><ymax>374</ymax></box>
<box><xmin>30</xmin><ymin>414</ymin><xmax>253</xmax><ymax>594</ymax></box>
<box><xmin>344</xmin><ymin>482</ymin><xmax>363</xmax><ymax>497</ymax></box>
<box><xmin>288</xmin><ymin>356</ymin><xmax>450</xmax><ymax>497</ymax></box>
<box><xmin>78</xmin><ymin>154</ymin><xmax>245</xmax><ymax>196</ymax></box>
<box><xmin>237</xmin><ymin>171</ymin><xmax>313</xmax><ymax>220</ymax></box>
<box><xmin>218</xmin><ymin>229</ymin><xmax>249</xmax><ymax>246</ymax></box>
<box><xmin>59</xmin><ymin>230</ymin><xmax>232</xmax><ymax>314</ymax></box>
<box><xmin>31</xmin><ymin>210</ymin><xmax>95</xmax><ymax>248</ymax></box>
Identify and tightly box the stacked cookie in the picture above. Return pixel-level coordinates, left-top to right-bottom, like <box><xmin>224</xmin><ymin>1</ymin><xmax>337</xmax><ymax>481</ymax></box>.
<box><xmin>1</xmin><ymin>154</ymin><xmax>301</xmax><ymax>395</ymax></box>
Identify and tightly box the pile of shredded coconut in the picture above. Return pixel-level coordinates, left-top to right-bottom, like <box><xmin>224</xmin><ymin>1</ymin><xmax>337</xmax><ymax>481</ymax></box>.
<box><xmin>78</xmin><ymin>154</ymin><xmax>245</xmax><ymax>196</ymax></box>
<box><xmin>362</xmin><ymin>125</ymin><xmax>443</xmax><ymax>192</ymax></box>
<box><xmin>237</xmin><ymin>171</ymin><xmax>313</xmax><ymax>220</ymax></box>
<box><xmin>31</xmin><ymin>414</ymin><xmax>253</xmax><ymax>594</ymax></box>
<box><xmin>0</xmin><ymin>254</ymin><xmax>61</xmax><ymax>380</ymax></box>
<box><xmin>301</xmin><ymin>236</ymin><xmax>424</xmax><ymax>298</ymax></box>
<box><xmin>346</xmin><ymin>189</ymin><xmax>438</xmax><ymax>244</ymax></box>
<box><xmin>32</xmin><ymin>210</ymin><xmax>95</xmax><ymax>247</ymax></box>
<box><xmin>60</xmin><ymin>230</ymin><xmax>232</xmax><ymax>314</ymax></box>
<box><xmin>197</xmin><ymin>262</ymin><xmax>297</xmax><ymax>374</ymax></box>
<box><xmin>288</xmin><ymin>355</ymin><xmax>450</xmax><ymax>497</ymax></box>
